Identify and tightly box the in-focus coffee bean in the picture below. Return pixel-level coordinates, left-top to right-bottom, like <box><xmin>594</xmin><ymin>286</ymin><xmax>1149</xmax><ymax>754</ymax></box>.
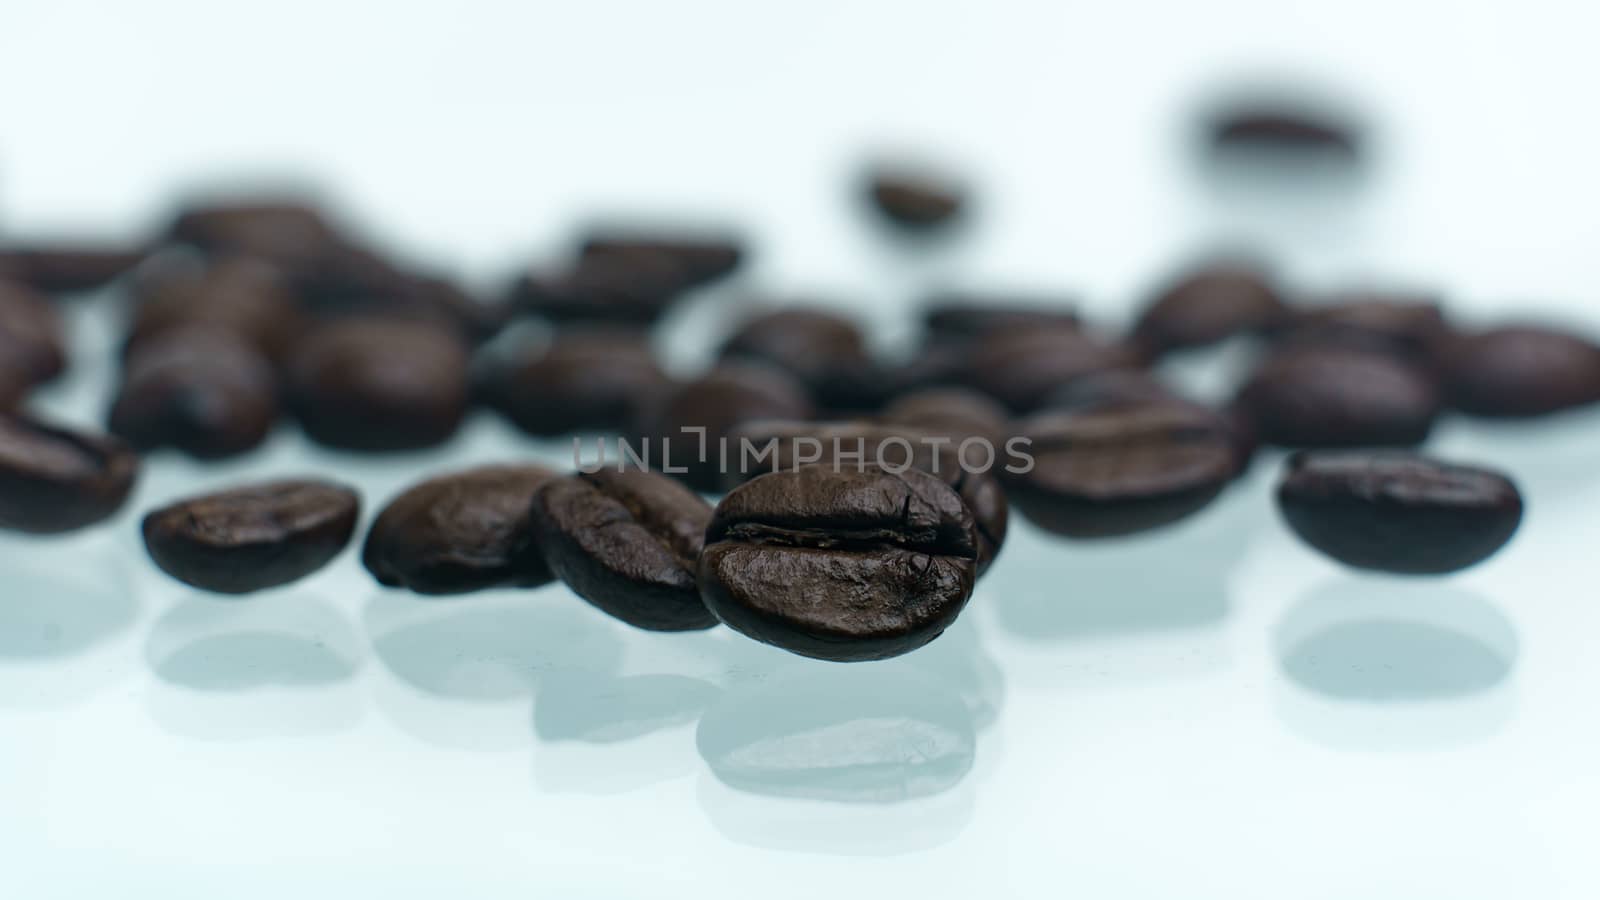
<box><xmin>0</xmin><ymin>279</ymin><xmax>67</xmax><ymax>384</ymax></box>
<box><xmin>363</xmin><ymin>464</ymin><xmax>558</xmax><ymax>594</ymax></box>
<box><xmin>286</xmin><ymin>318</ymin><xmax>470</xmax><ymax>451</ymax></box>
<box><xmin>865</xmin><ymin>166</ymin><xmax>965</xmax><ymax>229</ymax></box>
<box><xmin>1439</xmin><ymin>325</ymin><xmax>1600</xmax><ymax>418</ymax></box>
<box><xmin>485</xmin><ymin>329</ymin><xmax>673</xmax><ymax>437</ymax></box>
<box><xmin>0</xmin><ymin>416</ymin><xmax>140</xmax><ymax>534</ymax></box>
<box><xmin>1009</xmin><ymin>400</ymin><xmax>1239</xmax><ymax>538</ymax></box>
<box><xmin>699</xmin><ymin>464</ymin><xmax>979</xmax><ymax>662</ymax></box>
<box><xmin>108</xmin><ymin>325</ymin><xmax>280</xmax><ymax>459</ymax></box>
<box><xmin>635</xmin><ymin>362</ymin><xmax>815</xmax><ymax>492</ymax></box>
<box><xmin>1234</xmin><ymin>345</ymin><xmax>1439</xmax><ymax>447</ymax></box>
<box><xmin>1277</xmin><ymin>451</ymin><xmax>1522</xmax><ymax>574</ymax></box>
<box><xmin>143</xmin><ymin>479</ymin><xmax>360</xmax><ymax>594</ymax></box>
<box><xmin>963</xmin><ymin>325</ymin><xmax>1145</xmax><ymax>413</ymax></box>
<box><xmin>0</xmin><ymin>244</ymin><xmax>145</xmax><ymax>294</ymax></box>
<box><xmin>1133</xmin><ymin>262</ymin><xmax>1287</xmax><ymax>355</ymax></box>
<box><xmin>719</xmin><ymin>307</ymin><xmax>881</xmax><ymax>411</ymax></box>
<box><xmin>530</xmin><ymin>468</ymin><xmax>717</xmax><ymax>631</ymax></box>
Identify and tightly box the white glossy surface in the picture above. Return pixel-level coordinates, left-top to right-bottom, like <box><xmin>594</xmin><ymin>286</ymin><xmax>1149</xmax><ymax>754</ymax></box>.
<box><xmin>3</xmin><ymin>1</ymin><xmax>1600</xmax><ymax>897</ymax></box>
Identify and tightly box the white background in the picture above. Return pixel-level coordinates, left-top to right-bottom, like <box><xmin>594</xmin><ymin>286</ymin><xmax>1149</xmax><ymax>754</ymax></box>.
<box><xmin>3</xmin><ymin>1</ymin><xmax>1600</xmax><ymax>897</ymax></box>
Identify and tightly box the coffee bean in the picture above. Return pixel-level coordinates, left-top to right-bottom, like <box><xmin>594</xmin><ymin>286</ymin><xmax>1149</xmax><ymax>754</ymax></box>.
<box><xmin>1274</xmin><ymin>294</ymin><xmax>1450</xmax><ymax>360</ymax></box>
<box><xmin>885</xmin><ymin>341</ymin><xmax>970</xmax><ymax>396</ymax></box>
<box><xmin>700</xmin><ymin>464</ymin><xmax>978</xmax><ymax>661</ymax></box>
<box><xmin>964</xmin><ymin>326</ymin><xmax>1145</xmax><ymax>413</ymax></box>
<box><xmin>530</xmin><ymin>468</ymin><xmax>717</xmax><ymax>631</ymax></box>
<box><xmin>1009</xmin><ymin>401</ymin><xmax>1238</xmax><ymax>538</ymax></box>
<box><xmin>880</xmin><ymin>387</ymin><xmax>1009</xmax><ymax>447</ymax></box>
<box><xmin>721</xmin><ymin>420</ymin><xmax>1010</xmax><ymax>574</ymax></box>
<box><xmin>509</xmin><ymin>251</ymin><xmax>692</xmax><ymax>325</ymax></box>
<box><xmin>635</xmin><ymin>362</ymin><xmax>815</xmax><ymax>492</ymax></box>
<box><xmin>865</xmin><ymin>167</ymin><xmax>966</xmax><ymax>229</ymax></box>
<box><xmin>0</xmin><ymin>244</ymin><xmax>145</xmax><ymax>294</ymax></box>
<box><xmin>1234</xmin><ymin>345</ymin><xmax>1439</xmax><ymax>447</ymax></box>
<box><xmin>485</xmin><ymin>329</ymin><xmax>672</xmax><ymax>437</ymax></box>
<box><xmin>295</xmin><ymin>244</ymin><xmax>501</xmax><ymax>341</ymax></box>
<box><xmin>1439</xmin><ymin>325</ymin><xmax>1600</xmax><ymax>418</ymax></box>
<box><xmin>1042</xmin><ymin>369</ymin><xmax>1178</xmax><ymax>412</ymax></box>
<box><xmin>922</xmin><ymin>295</ymin><xmax>1080</xmax><ymax>343</ymax></box>
<box><xmin>142</xmin><ymin>479</ymin><xmax>360</xmax><ymax>594</ymax></box>
<box><xmin>1133</xmin><ymin>263</ymin><xmax>1287</xmax><ymax>355</ymax></box>
<box><xmin>286</xmin><ymin>318</ymin><xmax>470</xmax><ymax>451</ymax></box>
<box><xmin>363</xmin><ymin>464</ymin><xmax>558</xmax><ymax>595</ymax></box>
<box><xmin>1277</xmin><ymin>451</ymin><xmax>1522</xmax><ymax>574</ymax></box>
<box><xmin>578</xmin><ymin>231</ymin><xmax>745</xmax><ymax>287</ymax></box>
<box><xmin>125</xmin><ymin>255</ymin><xmax>305</xmax><ymax>361</ymax></box>
<box><xmin>108</xmin><ymin>325</ymin><xmax>280</xmax><ymax>459</ymax></box>
<box><xmin>0</xmin><ymin>415</ymin><xmax>139</xmax><ymax>534</ymax></box>
<box><xmin>1209</xmin><ymin>107</ymin><xmax>1361</xmax><ymax>159</ymax></box>
<box><xmin>0</xmin><ymin>280</ymin><xmax>66</xmax><ymax>384</ymax></box>
<box><xmin>719</xmin><ymin>308</ymin><xmax>881</xmax><ymax>411</ymax></box>
<box><xmin>166</xmin><ymin>198</ymin><xmax>343</xmax><ymax>267</ymax></box>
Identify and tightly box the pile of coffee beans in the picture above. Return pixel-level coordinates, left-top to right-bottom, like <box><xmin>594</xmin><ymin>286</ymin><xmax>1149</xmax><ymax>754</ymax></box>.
<box><xmin>2</xmin><ymin>151</ymin><xmax>1583</xmax><ymax>664</ymax></box>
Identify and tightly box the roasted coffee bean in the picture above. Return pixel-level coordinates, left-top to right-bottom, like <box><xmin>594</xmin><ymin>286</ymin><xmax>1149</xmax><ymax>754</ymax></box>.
<box><xmin>1009</xmin><ymin>401</ymin><xmax>1239</xmax><ymax>538</ymax></box>
<box><xmin>286</xmin><ymin>318</ymin><xmax>470</xmax><ymax>451</ymax></box>
<box><xmin>699</xmin><ymin>464</ymin><xmax>979</xmax><ymax>662</ymax></box>
<box><xmin>885</xmin><ymin>342</ymin><xmax>970</xmax><ymax>396</ymax></box>
<box><xmin>1439</xmin><ymin>325</ymin><xmax>1600</xmax><ymax>418</ymax></box>
<box><xmin>363</xmin><ymin>464</ymin><xmax>558</xmax><ymax>594</ymax></box>
<box><xmin>1274</xmin><ymin>294</ymin><xmax>1450</xmax><ymax>360</ymax></box>
<box><xmin>922</xmin><ymin>295</ymin><xmax>1081</xmax><ymax>343</ymax></box>
<box><xmin>166</xmin><ymin>198</ymin><xmax>343</xmax><ymax>267</ymax></box>
<box><xmin>0</xmin><ymin>280</ymin><xmax>66</xmax><ymax>384</ymax></box>
<box><xmin>865</xmin><ymin>167</ymin><xmax>966</xmax><ymax>229</ymax></box>
<box><xmin>125</xmin><ymin>255</ymin><xmax>306</xmax><ymax>361</ymax></box>
<box><xmin>0</xmin><ymin>364</ymin><xmax>29</xmax><ymax>410</ymax></box>
<box><xmin>1133</xmin><ymin>263</ymin><xmax>1287</xmax><ymax>355</ymax></box>
<box><xmin>880</xmin><ymin>387</ymin><xmax>1010</xmax><ymax>447</ymax></box>
<box><xmin>1277</xmin><ymin>451</ymin><xmax>1522</xmax><ymax>574</ymax></box>
<box><xmin>578</xmin><ymin>231</ymin><xmax>745</xmax><ymax>287</ymax></box>
<box><xmin>963</xmin><ymin>326</ymin><xmax>1145</xmax><ymax>413</ymax></box>
<box><xmin>142</xmin><ymin>479</ymin><xmax>360</xmax><ymax>594</ymax></box>
<box><xmin>530</xmin><ymin>468</ymin><xmax>717</xmax><ymax>631</ymax></box>
<box><xmin>0</xmin><ymin>244</ymin><xmax>144</xmax><ymax>294</ymax></box>
<box><xmin>108</xmin><ymin>325</ymin><xmax>280</xmax><ymax>459</ymax></box>
<box><xmin>485</xmin><ymin>329</ymin><xmax>672</xmax><ymax>437</ymax></box>
<box><xmin>721</xmin><ymin>421</ymin><xmax>1009</xmax><ymax>574</ymax></box>
<box><xmin>0</xmin><ymin>416</ymin><xmax>139</xmax><ymax>534</ymax></box>
<box><xmin>1209</xmin><ymin>107</ymin><xmax>1361</xmax><ymax>159</ymax></box>
<box><xmin>1043</xmin><ymin>369</ymin><xmax>1177</xmax><ymax>412</ymax></box>
<box><xmin>719</xmin><ymin>308</ymin><xmax>881</xmax><ymax>411</ymax></box>
<box><xmin>509</xmin><ymin>251</ymin><xmax>692</xmax><ymax>325</ymax></box>
<box><xmin>293</xmin><ymin>245</ymin><xmax>502</xmax><ymax>341</ymax></box>
<box><xmin>1234</xmin><ymin>346</ymin><xmax>1439</xmax><ymax>447</ymax></box>
<box><xmin>635</xmin><ymin>363</ymin><xmax>815</xmax><ymax>492</ymax></box>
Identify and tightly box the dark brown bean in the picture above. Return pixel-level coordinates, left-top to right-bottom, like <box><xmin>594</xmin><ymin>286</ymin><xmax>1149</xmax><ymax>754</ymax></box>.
<box><xmin>1277</xmin><ymin>451</ymin><xmax>1522</xmax><ymax>574</ymax></box>
<box><xmin>142</xmin><ymin>479</ymin><xmax>360</xmax><ymax>594</ymax></box>
<box><xmin>1234</xmin><ymin>346</ymin><xmax>1439</xmax><ymax>447</ymax></box>
<box><xmin>166</xmin><ymin>198</ymin><xmax>344</xmax><ymax>267</ymax></box>
<box><xmin>0</xmin><ymin>244</ymin><xmax>145</xmax><ymax>294</ymax></box>
<box><xmin>922</xmin><ymin>295</ymin><xmax>1080</xmax><ymax>343</ymax></box>
<box><xmin>635</xmin><ymin>363</ymin><xmax>815</xmax><ymax>492</ymax></box>
<box><xmin>1009</xmin><ymin>401</ymin><xmax>1239</xmax><ymax>538</ymax></box>
<box><xmin>578</xmin><ymin>231</ymin><xmax>745</xmax><ymax>287</ymax></box>
<box><xmin>509</xmin><ymin>252</ymin><xmax>692</xmax><ymax>325</ymax></box>
<box><xmin>865</xmin><ymin>167</ymin><xmax>966</xmax><ymax>229</ymax></box>
<box><xmin>719</xmin><ymin>307</ymin><xmax>881</xmax><ymax>411</ymax></box>
<box><xmin>363</xmin><ymin>464</ymin><xmax>559</xmax><ymax>595</ymax></box>
<box><xmin>108</xmin><ymin>325</ymin><xmax>280</xmax><ymax>459</ymax></box>
<box><xmin>1042</xmin><ymin>369</ymin><xmax>1178</xmax><ymax>412</ymax></box>
<box><xmin>286</xmin><ymin>318</ymin><xmax>470</xmax><ymax>452</ymax></box>
<box><xmin>1439</xmin><ymin>325</ymin><xmax>1600</xmax><ymax>418</ymax></box>
<box><xmin>1209</xmin><ymin>108</ymin><xmax>1361</xmax><ymax>159</ymax></box>
<box><xmin>1274</xmin><ymin>294</ymin><xmax>1450</xmax><ymax>360</ymax></box>
<box><xmin>1133</xmin><ymin>263</ymin><xmax>1287</xmax><ymax>355</ymax></box>
<box><xmin>530</xmin><ymin>468</ymin><xmax>717</xmax><ymax>631</ymax></box>
<box><xmin>963</xmin><ymin>326</ymin><xmax>1145</xmax><ymax>413</ymax></box>
<box><xmin>484</xmin><ymin>329</ymin><xmax>672</xmax><ymax>437</ymax></box>
<box><xmin>699</xmin><ymin>464</ymin><xmax>979</xmax><ymax>662</ymax></box>
<box><xmin>125</xmin><ymin>256</ymin><xmax>306</xmax><ymax>361</ymax></box>
<box><xmin>0</xmin><ymin>416</ymin><xmax>140</xmax><ymax>534</ymax></box>
<box><xmin>879</xmin><ymin>386</ymin><xmax>1010</xmax><ymax>447</ymax></box>
<box><xmin>0</xmin><ymin>280</ymin><xmax>67</xmax><ymax>384</ymax></box>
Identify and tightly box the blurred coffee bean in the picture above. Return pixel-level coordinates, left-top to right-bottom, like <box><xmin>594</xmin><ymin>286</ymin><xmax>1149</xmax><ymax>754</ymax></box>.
<box><xmin>1133</xmin><ymin>263</ymin><xmax>1287</xmax><ymax>355</ymax></box>
<box><xmin>108</xmin><ymin>325</ymin><xmax>280</xmax><ymax>459</ymax></box>
<box><xmin>1277</xmin><ymin>451</ymin><xmax>1522</xmax><ymax>574</ymax></box>
<box><xmin>1042</xmin><ymin>369</ymin><xmax>1177</xmax><ymax>412</ymax></box>
<box><xmin>721</xmin><ymin>420</ymin><xmax>1010</xmax><ymax>574</ymax></box>
<box><xmin>509</xmin><ymin>251</ymin><xmax>692</xmax><ymax>325</ymax></box>
<box><xmin>578</xmin><ymin>231</ymin><xmax>745</xmax><ymax>287</ymax></box>
<box><xmin>636</xmin><ymin>363</ymin><xmax>815</xmax><ymax>492</ymax></box>
<box><xmin>294</xmin><ymin>244</ymin><xmax>503</xmax><ymax>341</ymax></box>
<box><xmin>0</xmin><ymin>363</ymin><xmax>29</xmax><ymax>411</ymax></box>
<box><xmin>1275</xmin><ymin>294</ymin><xmax>1450</xmax><ymax>360</ymax></box>
<box><xmin>0</xmin><ymin>415</ymin><xmax>139</xmax><ymax>534</ymax></box>
<box><xmin>922</xmin><ymin>295</ymin><xmax>1081</xmax><ymax>343</ymax></box>
<box><xmin>885</xmin><ymin>342</ymin><xmax>970</xmax><ymax>396</ymax></box>
<box><xmin>143</xmin><ymin>479</ymin><xmax>360</xmax><ymax>594</ymax></box>
<box><xmin>700</xmin><ymin>464</ymin><xmax>978</xmax><ymax>661</ymax></box>
<box><xmin>1234</xmin><ymin>346</ymin><xmax>1439</xmax><ymax>447</ymax></box>
<box><xmin>1440</xmin><ymin>325</ymin><xmax>1600</xmax><ymax>418</ymax></box>
<box><xmin>865</xmin><ymin>167</ymin><xmax>966</xmax><ymax>229</ymax></box>
<box><xmin>363</xmin><ymin>464</ymin><xmax>559</xmax><ymax>594</ymax></box>
<box><xmin>880</xmin><ymin>386</ymin><xmax>1009</xmax><ymax>447</ymax></box>
<box><xmin>1010</xmin><ymin>401</ymin><xmax>1239</xmax><ymax>538</ymax></box>
<box><xmin>485</xmin><ymin>329</ymin><xmax>672</xmax><ymax>437</ymax></box>
<box><xmin>719</xmin><ymin>307</ymin><xmax>882</xmax><ymax>411</ymax></box>
<box><xmin>166</xmin><ymin>198</ymin><xmax>343</xmax><ymax>267</ymax></box>
<box><xmin>286</xmin><ymin>319</ymin><xmax>470</xmax><ymax>451</ymax></box>
<box><xmin>0</xmin><ymin>280</ymin><xmax>66</xmax><ymax>384</ymax></box>
<box><xmin>964</xmin><ymin>326</ymin><xmax>1145</xmax><ymax>413</ymax></box>
<box><xmin>530</xmin><ymin>468</ymin><xmax>718</xmax><ymax>631</ymax></box>
<box><xmin>125</xmin><ymin>255</ymin><xmax>305</xmax><ymax>361</ymax></box>
<box><xmin>1209</xmin><ymin>107</ymin><xmax>1361</xmax><ymax>160</ymax></box>
<box><xmin>0</xmin><ymin>244</ymin><xmax>145</xmax><ymax>294</ymax></box>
